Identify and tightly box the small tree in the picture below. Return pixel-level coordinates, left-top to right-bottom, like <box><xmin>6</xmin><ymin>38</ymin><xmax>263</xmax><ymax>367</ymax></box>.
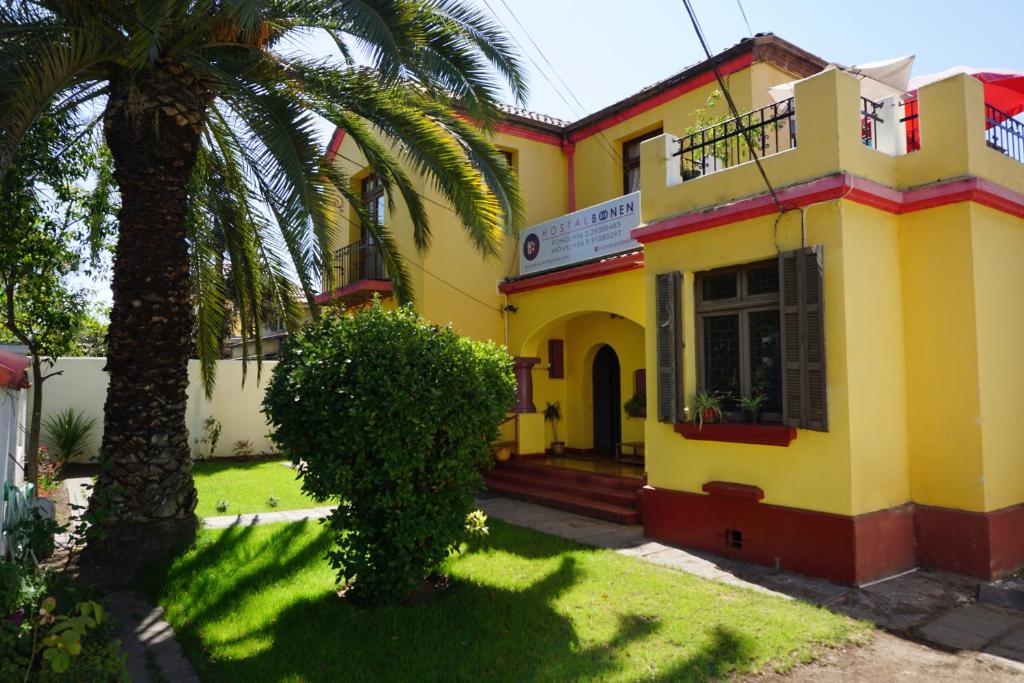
<box><xmin>0</xmin><ymin>114</ymin><xmax>109</xmax><ymax>485</ymax></box>
<box><xmin>263</xmin><ymin>301</ymin><xmax>515</xmax><ymax>604</ymax></box>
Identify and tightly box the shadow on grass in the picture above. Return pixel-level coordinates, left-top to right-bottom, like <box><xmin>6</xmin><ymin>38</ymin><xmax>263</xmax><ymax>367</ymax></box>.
<box><xmin>154</xmin><ymin>520</ymin><xmax>761</xmax><ymax>682</ymax></box>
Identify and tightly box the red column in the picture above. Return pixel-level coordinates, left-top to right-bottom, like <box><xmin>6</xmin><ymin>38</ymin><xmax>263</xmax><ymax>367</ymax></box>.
<box><xmin>512</xmin><ymin>357</ymin><xmax>540</xmax><ymax>413</ymax></box>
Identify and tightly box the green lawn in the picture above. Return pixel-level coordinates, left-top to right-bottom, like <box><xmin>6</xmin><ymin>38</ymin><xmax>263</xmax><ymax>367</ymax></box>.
<box><xmin>151</xmin><ymin>519</ymin><xmax>871</xmax><ymax>682</ymax></box>
<box><xmin>191</xmin><ymin>459</ymin><xmax>327</xmax><ymax>517</ymax></box>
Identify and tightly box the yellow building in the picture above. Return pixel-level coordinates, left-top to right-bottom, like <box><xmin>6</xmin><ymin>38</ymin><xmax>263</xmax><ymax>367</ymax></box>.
<box><xmin>324</xmin><ymin>34</ymin><xmax>1024</xmax><ymax>585</ymax></box>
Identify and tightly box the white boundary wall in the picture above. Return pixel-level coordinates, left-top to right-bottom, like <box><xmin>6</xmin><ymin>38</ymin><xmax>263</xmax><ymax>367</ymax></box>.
<box><xmin>29</xmin><ymin>358</ymin><xmax>278</xmax><ymax>461</ymax></box>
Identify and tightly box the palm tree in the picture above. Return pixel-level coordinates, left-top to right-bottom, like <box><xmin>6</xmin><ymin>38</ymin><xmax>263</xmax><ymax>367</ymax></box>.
<box><xmin>1</xmin><ymin>0</ymin><xmax>527</xmax><ymax>568</ymax></box>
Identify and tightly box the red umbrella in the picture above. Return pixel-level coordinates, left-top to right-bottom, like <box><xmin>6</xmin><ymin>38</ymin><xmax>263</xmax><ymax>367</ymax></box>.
<box><xmin>909</xmin><ymin>67</ymin><xmax>1024</xmax><ymax>117</ymax></box>
<box><xmin>0</xmin><ymin>350</ymin><xmax>30</xmax><ymax>390</ymax></box>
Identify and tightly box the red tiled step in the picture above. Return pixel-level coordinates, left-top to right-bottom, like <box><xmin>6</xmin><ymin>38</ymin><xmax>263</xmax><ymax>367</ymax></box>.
<box><xmin>493</xmin><ymin>461</ymin><xmax>642</xmax><ymax>492</ymax></box>
<box><xmin>485</xmin><ymin>468</ymin><xmax>638</xmax><ymax>509</ymax></box>
<box><xmin>484</xmin><ymin>478</ymin><xmax>639</xmax><ymax>525</ymax></box>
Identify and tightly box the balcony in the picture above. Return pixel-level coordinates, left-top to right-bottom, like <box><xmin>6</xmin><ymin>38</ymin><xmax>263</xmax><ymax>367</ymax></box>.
<box><xmin>674</xmin><ymin>98</ymin><xmax>797</xmax><ymax>180</ymax></box>
<box><xmin>637</xmin><ymin>68</ymin><xmax>1024</xmax><ymax>227</ymax></box>
<box><xmin>315</xmin><ymin>236</ymin><xmax>392</xmax><ymax>306</ymax></box>
<box><xmin>986</xmin><ymin>103</ymin><xmax>1024</xmax><ymax>164</ymax></box>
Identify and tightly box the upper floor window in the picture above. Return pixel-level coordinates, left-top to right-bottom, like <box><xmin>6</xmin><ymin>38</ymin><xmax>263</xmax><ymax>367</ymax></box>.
<box><xmin>695</xmin><ymin>261</ymin><xmax>782</xmax><ymax>423</ymax></box>
<box><xmin>361</xmin><ymin>174</ymin><xmax>385</xmax><ymax>226</ymax></box>
<box><xmin>622</xmin><ymin>128</ymin><xmax>663</xmax><ymax>195</ymax></box>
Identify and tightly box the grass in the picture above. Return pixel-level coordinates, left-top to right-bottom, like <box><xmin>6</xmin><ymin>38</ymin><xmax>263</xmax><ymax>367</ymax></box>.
<box><xmin>151</xmin><ymin>519</ymin><xmax>871</xmax><ymax>682</ymax></box>
<box><xmin>191</xmin><ymin>459</ymin><xmax>328</xmax><ymax>517</ymax></box>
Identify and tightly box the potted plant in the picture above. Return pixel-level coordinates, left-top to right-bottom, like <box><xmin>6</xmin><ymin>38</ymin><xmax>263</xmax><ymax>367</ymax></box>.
<box><xmin>623</xmin><ymin>391</ymin><xmax>646</xmax><ymax>418</ymax></box>
<box><xmin>493</xmin><ymin>441</ymin><xmax>514</xmax><ymax>462</ymax></box>
<box><xmin>691</xmin><ymin>391</ymin><xmax>723</xmax><ymax>430</ymax></box>
<box><xmin>738</xmin><ymin>391</ymin><xmax>767</xmax><ymax>423</ymax></box>
<box><xmin>543</xmin><ymin>401</ymin><xmax>565</xmax><ymax>455</ymax></box>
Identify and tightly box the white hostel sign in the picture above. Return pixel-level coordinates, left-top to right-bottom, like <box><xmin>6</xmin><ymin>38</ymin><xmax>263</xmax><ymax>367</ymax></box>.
<box><xmin>519</xmin><ymin>192</ymin><xmax>641</xmax><ymax>276</ymax></box>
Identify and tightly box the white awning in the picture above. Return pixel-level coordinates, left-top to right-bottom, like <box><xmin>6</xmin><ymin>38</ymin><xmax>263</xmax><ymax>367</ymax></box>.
<box><xmin>768</xmin><ymin>55</ymin><xmax>916</xmax><ymax>103</ymax></box>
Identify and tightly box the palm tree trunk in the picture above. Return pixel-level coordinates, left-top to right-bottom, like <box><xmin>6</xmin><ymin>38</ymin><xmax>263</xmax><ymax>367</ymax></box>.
<box><xmin>84</xmin><ymin>64</ymin><xmax>207</xmax><ymax>571</ymax></box>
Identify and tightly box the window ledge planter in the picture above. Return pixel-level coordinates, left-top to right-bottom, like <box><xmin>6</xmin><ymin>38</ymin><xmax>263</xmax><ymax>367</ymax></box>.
<box><xmin>674</xmin><ymin>422</ymin><xmax>797</xmax><ymax>447</ymax></box>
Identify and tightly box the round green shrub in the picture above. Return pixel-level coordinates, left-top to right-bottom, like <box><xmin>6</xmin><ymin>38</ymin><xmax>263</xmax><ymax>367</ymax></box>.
<box><xmin>262</xmin><ymin>302</ymin><xmax>515</xmax><ymax>604</ymax></box>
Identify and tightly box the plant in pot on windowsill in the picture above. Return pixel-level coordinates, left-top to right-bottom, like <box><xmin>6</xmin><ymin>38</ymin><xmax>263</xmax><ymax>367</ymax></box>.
<box><xmin>543</xmin><ymin>401</ymin><xmax>564</xmax><ymax>455</ymax></box>
<box><xmin>738</xmin><ymin>391</ymin><xmax>767</xmax><ymax>424</ymax></box>
<box><xmin>623</xmin><ymin>391</ymin><xmax>646</xmax><ymax>418</ymax></box>
<box><xmin>692</xmin><ymin>391</ymin><xmax>724</xmax><ymax>430</ymax></box>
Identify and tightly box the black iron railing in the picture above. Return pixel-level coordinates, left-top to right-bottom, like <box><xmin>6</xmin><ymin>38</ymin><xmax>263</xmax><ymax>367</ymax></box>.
<box><xmin>331</xmin><ymin>236</ymin><xmax>386</xmax><ymax>289</ymax></box>
<box><xmin>860</xmin><ymin>96</ymin><xmax>884</xmax><ymax>149</ymax></box>
<box><xmin>674</xmin><ymin>98</ymin><xmax>796</xmax><ymax>180</ymax></box>
<box><xmin>985</xmin><ymin>103</ymin><xmax>1024</xmax><ymax>164</ymax></box>
<box><xmin>901</xmin><ymin>99</ymin><xmax>921</xmax><ymax>152</ymax></box>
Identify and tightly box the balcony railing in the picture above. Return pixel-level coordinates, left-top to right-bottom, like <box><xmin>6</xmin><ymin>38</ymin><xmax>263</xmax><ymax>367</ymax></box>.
<box><xmin>331</xmin><ymin>236</ymin><xmax>386</xmax><ymax>289</ymax></box>
<box><xmin>986</xmin><ymin>103</ymin><xmax>1024</xmax><ymax>164</ymax></box>
<box><xmin>674</xmin><ymin>98</ymin><xmax>796</xmax><ymax>180</ymax></box>
<box><xmin>860</xmin><ymin>96</ymin><xmax>885</xmax><ymax>149</ymax></box>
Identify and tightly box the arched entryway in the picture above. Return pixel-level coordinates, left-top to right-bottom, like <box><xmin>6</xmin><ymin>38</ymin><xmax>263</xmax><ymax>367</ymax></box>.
<box><xmin>592</xmin><ymin>344</ymin><xmax>621</xmax><ymax>457</ymax></box>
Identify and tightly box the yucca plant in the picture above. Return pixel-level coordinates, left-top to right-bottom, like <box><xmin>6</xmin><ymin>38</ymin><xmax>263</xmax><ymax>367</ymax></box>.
<box><xmin>0</xmin><ymin>0</ymin><xmax>527</xmax><ymax>566</ymax></box>
<box><xmin>42</xmin><ymin>408</ymin><xmax>98</xmax><ymax>466</ymax></box>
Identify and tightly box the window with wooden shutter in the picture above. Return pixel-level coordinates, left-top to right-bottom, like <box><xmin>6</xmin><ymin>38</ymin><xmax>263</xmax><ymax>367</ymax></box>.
<box><xmin>778</xmin><ymin>246</ymin><xmax>828</xmax><ymax>431</ymax></box>
<box><xmin>656</xmin><ymin>271</ymin><xmax>684</xmax><ymax>423</ymax></box>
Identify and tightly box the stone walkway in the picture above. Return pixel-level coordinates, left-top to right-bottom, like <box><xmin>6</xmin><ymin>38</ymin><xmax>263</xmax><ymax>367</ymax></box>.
<box><xmin>203</xmin><ymin>505</ymin><xmax>335</xmax><ymax>528</ymax></box>
<box><xmin>476</xmin><ymin>494</ymin><xmax>1024</xmax><ymax>678</ymax></box>
<box><xmin>105</xmin><ymin>591</ymin><xmax>201</xmax><ymax>683</ymax></box>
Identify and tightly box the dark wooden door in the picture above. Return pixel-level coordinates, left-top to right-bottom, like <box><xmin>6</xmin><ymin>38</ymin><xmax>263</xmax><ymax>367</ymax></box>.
<box><xmin>592</xmin><ymin>345</ymin><xmax>621</xmax><ymax>457</ymax></box>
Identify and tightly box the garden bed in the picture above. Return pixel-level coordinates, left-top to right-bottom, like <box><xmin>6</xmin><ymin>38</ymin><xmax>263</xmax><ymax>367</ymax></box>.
<box><xmin>149</xmin><ymin>519</ymin><xmax>871</xmax><ymax>682</ymax></box>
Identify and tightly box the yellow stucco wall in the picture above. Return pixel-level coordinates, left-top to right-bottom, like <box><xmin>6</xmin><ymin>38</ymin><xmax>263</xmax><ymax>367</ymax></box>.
<box><xmin>840</xmin><ymin>202</ymin><xmax>910</xmax><ymax>514</ymax></box>
<box><xmin>900</xmin><ymin>203</ymin><xmax>986</xmax><ymax>511</ymax></box>
<box><xmin>572</xmin><ymin>61</ymin><xmax>801</xmax><ymax>212</ymax></box>
<box><xmin>971</xmin><ymin>203</ymin><xmax>1024</xmax><ymax>511</ymax></box>
<box><xmin>641</xmin><ymin>205</ymin><xmax>860</xmax><ymax>516</ymax></box>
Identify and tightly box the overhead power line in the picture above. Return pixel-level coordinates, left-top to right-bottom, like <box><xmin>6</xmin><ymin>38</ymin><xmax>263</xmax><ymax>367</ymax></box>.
<box><xmin>735</xmin><ymin>0</ymin><xmax>753</xmax><ymax>37</ymax></box>
<box><xmin>480</xmin><ymin>0</ymin><xmax>625</xmax><ymax>169</ymax></box>
<box><xmin>679</xmin><ymin>0</ymin><xmax>783</xmax><ymax>213</ymax></box>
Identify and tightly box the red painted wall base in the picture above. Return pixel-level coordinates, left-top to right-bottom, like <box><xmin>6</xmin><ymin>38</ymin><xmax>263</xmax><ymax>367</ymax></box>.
<box><xmin>641</xmin><ymin>486</ymin><xmax>1024</xmax><ymax>584</ymax></box>
<box><xmin>915</xmin><ymin>503</ymin><xmax>1024</xmax><ymax>579</ymax></box>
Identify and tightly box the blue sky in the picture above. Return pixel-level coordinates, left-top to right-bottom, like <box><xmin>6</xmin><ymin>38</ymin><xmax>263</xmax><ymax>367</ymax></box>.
<box><xmin>472</xmin><ymin>0</ymin><xmax>1024</xmax><ymax>122</ymax></box>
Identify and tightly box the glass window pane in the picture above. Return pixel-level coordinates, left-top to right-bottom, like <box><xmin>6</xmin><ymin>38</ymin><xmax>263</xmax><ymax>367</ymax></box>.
<box><xmin>747</xmin><ymin>265</ymin><xmax>779</xmax><ymax>296</ymax></box>
<box><xmin>624</xmin><ymin>166</ymin><xmax>640</xmax><ymax>194</ymax></box>
<box><xmin>702</xmin><ymin>272</ymin><xmax>737</xmax><ymax>301</ymax></box>
<box><xmin>748</xmin><ymin>309</ymin><xmax>782</xmax><ymax>414</ymax></box>
<box><xmin>703</xmin><ymin>314</ymin><xmax>740</xmax><ymax>408</ymax></box>
<box><xmin>623</xmin><ymin>140</ymin><xmax>640</xmax><ymax>162</ymax></box>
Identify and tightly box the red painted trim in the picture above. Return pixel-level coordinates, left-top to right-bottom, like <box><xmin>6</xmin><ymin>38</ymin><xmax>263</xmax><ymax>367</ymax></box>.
<box><xmin>702</xmin><ymin>481</ymin><xmax>764</xmax><ymax>502</ymax></box>
<box><xmin>314</xmin><ymin>279</ymin><xmax>392</xmax><ymax>305</ymax></box>
<box><xmin>325</xmin><ymin>129</ymin><xmax>346</xmax><ymax>163</ymax></box>
<box><xmin>547</xmin><ymin>339</ymin><xmax>564</xmax><ymax>379</ymax></box>
<box><xmin>633</xmin><ymin>173</ymin><xmax>1024</xmax><ymax>245</ymax></box>
<box><xmin>641</xmin><ymin>486</ymin><xmax>916</xmax><ymax>585</ymax></box>
<box><xmin>568</xmin><ymin>53</ymin><xmax>754</xmax><ymax>143</ymax></box>
<box><xmin>563</xmin><ymin>141</ymin><xmax>576</xmax><ymax>212</ymax></box>
<box><xmin>494</xmin><ymin>121</ymin><xmax>563</xmax><ymax>146</ymax></box>
<box><xmin>499</xmin><ymin>252</ymin><xmax>644</xmax><ymax>294</ymax></box>
<box><xmin>675</xmin><ymin>422</ymin><xmax>797</xmax><ymax>447</ymax></box>
<box><xmin>915</xmin><ymin>502</ymin><xmax>1024</xmax><ymax>579</ymax></box>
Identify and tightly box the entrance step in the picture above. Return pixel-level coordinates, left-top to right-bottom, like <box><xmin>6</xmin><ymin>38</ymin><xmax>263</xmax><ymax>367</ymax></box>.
<box><xmin>483</xmin><ymin>461</ymin><xmax>642</xmax><ymax>525</ymax></box>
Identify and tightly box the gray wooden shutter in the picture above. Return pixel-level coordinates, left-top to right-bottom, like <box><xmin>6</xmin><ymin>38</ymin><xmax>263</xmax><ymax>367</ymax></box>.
<box><xmin>655</xmin><ymin>271</ymin><xmax>684</xmax><ymax>423</ymax></box>
<box><xmin>779</xmin><ymin>246</ymin><xmax>828</xmax><ymax>431</ymax></box>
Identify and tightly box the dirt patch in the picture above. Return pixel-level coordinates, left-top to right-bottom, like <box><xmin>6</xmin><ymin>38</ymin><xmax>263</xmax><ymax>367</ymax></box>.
<box><xmin>753</xmin><ymin>632</ymin><xmax>1024</xmax><ymax>682</ymax></box>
